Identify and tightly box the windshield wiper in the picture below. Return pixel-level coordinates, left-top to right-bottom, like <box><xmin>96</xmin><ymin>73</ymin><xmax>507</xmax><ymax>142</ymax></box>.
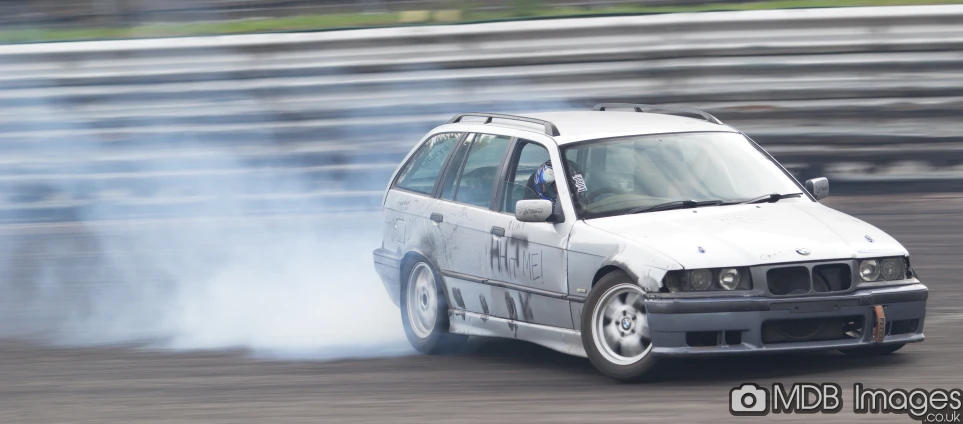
<box><xmin>627</xmin><ymin>199</ymin><xmax>723</xmax><ymax>214</ymax></box>
<box><xmin>735</xmin><ymin>192</ymin><xmax>804</xmax><ymax>205</ymax></box>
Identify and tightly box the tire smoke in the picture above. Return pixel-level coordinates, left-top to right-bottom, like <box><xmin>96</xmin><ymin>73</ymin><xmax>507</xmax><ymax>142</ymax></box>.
<box><xmin>0</xmin><ymin>37</ymin><xmax>573</xmax><ymax>360</ymax></box>
<box><xmin>0</xmin><ymin>46</ymin><xmax>417</xmax><ymax>360</ymax></box>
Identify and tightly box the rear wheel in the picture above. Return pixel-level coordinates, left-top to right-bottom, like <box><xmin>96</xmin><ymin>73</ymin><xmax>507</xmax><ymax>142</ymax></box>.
<box><xmin>581</xmin><ymin>271</ymin><xmax>660</xmax><ymax>382</ymax></box>
<box><xmin>401</xmin><ymin>260</ymin><xmax>466</xmax><ymax>354</ymax></box>
<box><xmin>839</xmin><ymin>343</ymin><xmax>905</xmax><ymax>357</ymax></box>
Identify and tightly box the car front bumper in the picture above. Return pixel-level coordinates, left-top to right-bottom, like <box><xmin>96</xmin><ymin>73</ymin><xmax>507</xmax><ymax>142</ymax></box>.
<box><xmin>644</xmin><ymin>283</ymin><xmax>927</xmax><ymax>356</ymax></box>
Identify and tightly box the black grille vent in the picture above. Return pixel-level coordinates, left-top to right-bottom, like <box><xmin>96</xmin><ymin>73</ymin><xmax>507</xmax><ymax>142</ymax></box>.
<box><xmin>813</xmin><ymin>264</ymin><xmax>852</xmax><ymax>292</ymax></box>
<box><xmin>765</xmin><ymin>263</ymin><xmax>852</xmax><ymax>296</ymax></box>
<box><xmin>767</xmin><ymin>267</ymin><xmax>810</xmax><ymax>296</ymax></box>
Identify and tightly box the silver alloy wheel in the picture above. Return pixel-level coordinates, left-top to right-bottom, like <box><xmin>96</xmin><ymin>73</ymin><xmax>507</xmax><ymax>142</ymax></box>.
<box><xmin>406</xmin><ymin>262</ymin><xmax>438</xmax><ymax>339</ymax></box>
<box><xmin>591</xmin><ymin>283</ymin><xmax>652</xmax><ymax>365</ymax></box>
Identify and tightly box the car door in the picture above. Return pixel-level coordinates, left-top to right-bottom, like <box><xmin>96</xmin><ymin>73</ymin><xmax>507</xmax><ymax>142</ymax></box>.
<box><xmin>486</xmin><ymin>138</ymin><xmax>574</xmax><ymax>329</ymax></box>
<box><xmin>430</xmin><ymin>133</ymin><xmax>513</xmax><ymax>316</ymax></box>
<box><xmin>384</xmin><ymin>132</ymin><xmax>463</xmax><ymax>268</ymax></box>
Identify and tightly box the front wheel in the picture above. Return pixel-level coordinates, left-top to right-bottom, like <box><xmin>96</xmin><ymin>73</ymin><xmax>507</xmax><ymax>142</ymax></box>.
<box><xmin>401</xmin><ymin>259</ymin><xmax>466</xmax><ymax>354</ymax></box>
<box><xmin>581</xmin><ymin>271</ymin><xmax>660</xmax><ymax>382</ymax></box>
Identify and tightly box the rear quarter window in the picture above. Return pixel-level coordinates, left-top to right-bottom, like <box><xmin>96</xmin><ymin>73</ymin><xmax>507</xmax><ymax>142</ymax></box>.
<box><xmin>394</xmin><ymin>133</ymin><xmax>462</xmax><ymax>194</ymax></box>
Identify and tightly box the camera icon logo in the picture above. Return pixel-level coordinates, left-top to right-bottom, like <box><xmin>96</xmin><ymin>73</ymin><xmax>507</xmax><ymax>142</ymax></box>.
<box><xmin>730</xmin><ymin>383</ymin><xmax>770</xmax><ymax>416</ymax></box>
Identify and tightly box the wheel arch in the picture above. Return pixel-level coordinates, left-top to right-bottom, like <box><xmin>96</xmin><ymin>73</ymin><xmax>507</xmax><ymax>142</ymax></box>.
<box><xmin>399</xmin><ymin>250</ymin><xmax>451</xmax><ymax>304</ymax></box>
<box><xmin>400</xmin><ymin>250</ymin><xmax>428</xmax><ymax>278</ymax></box>
<box><xmin>592</xmin><ymin>265</ymin><xmax>630</xmax><ymax>288</ymax></box>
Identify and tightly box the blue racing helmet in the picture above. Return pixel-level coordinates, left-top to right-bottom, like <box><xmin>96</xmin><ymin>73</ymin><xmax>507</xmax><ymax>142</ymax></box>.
<box><xmin>532</xmin><ymin>160</ymin><xmax>557</xmax><ymax>201</ymax></box>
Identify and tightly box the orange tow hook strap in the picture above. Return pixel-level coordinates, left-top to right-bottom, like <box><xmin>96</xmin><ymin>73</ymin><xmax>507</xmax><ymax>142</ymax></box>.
<box><xmin>872</xmin><ymin>305</ymin><xmax>886</xmax><ymax>343</ymax></box>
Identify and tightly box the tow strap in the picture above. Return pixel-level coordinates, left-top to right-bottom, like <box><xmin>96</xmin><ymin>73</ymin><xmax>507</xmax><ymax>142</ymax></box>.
<box><xmin>872</xmin><ymin>305</ymin><xmax>887</xmax><ymax>343</ymax></box>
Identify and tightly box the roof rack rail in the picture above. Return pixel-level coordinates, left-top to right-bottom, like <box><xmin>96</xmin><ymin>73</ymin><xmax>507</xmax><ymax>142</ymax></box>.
<box><xmin>448</xmin><ymin>113</ymin><xmax>561</xmax><ymax>137</ymax></box>
<box><xmin>593</xmin><ymin>103</ymin><xmax>723</xmax><ymax>125</ymax></box>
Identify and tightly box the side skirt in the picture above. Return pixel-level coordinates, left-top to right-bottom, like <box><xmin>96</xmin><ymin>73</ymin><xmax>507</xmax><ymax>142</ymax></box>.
<box><xmin>448</xmin><ymin>309</ymin><xmax>587</xmax><ymax>358</ymax></box>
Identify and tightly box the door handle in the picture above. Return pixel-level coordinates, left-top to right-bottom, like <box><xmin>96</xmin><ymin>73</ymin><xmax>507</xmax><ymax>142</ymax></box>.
<box><xmin>430</xmin><ymin>212</ymin><xmax>444</xmax><ymax>223</ymax></box>
<box><xmin>490</xmin><ymin>226</ymin><xmax>505</xmax><ymax>237</ymax></box>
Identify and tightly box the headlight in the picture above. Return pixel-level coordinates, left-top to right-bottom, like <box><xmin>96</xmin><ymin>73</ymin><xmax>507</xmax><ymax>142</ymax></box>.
<box><xmin>859</xmin><ymin>257</ymin><xmax>909</xmax><ymax>282</ymax></box>
<box><xmin>689</xmin><ymin>269</ymin><xmax>712</xmax><ymax>291</ymax></box>
<box><xmin>859</xmin><ymin>259</ymin><xmax>880</xmax><ymax>281</ymax></box>
<box><xmin>881</xmin><ymin>258</ymin><xmax>905</xmax><ymax>280</ymax></box>
<box><xmin>661</xmin><ymin>268</ymin><xmax>752</xmax><ymax>292</ymax></box>
<box><xmin>719</xmin><ymin>268</ymin><xmax>740</xmax><ymax>290</ymax></box>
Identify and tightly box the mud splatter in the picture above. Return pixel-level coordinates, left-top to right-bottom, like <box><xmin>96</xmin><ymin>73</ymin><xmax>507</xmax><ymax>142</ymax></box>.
<box><xmin>489</xmin><ymin>236</ymin><xmax>501</xmax><ymax>272</ymax></box>
<box><xmin>504</xmin><ymin>292</ymin><xmax>518</xmax><ymax>337</ymax></box>
<box><xmin>479</xmin><ymin>294</ymin><xmax>489</xmax><ymax>322</ymax></box>
<box><xmin>451</xmin><ymin>287</ymin><xmax>465</xmax><ymax>309</ymax></box>
<box><xmin>519</xmin><ymin>292</ymin><xmax>534</xmax><ymax>322</ymax></box>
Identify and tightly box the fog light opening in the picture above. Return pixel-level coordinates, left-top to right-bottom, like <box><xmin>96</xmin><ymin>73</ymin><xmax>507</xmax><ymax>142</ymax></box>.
<box><xmin>724</xmin><ymin>330</ymin><xmax>742</xmax><ymax>346</ymax></box>
<box><xmin>686</xmin><ymin>331</ymin><xmax>719</xmax><ymax>347</ymax></box>
<box><xmin>890</xmin><ymin>319</ymin><xmax>919</xmax><ymax>335</ymax></box>
<box><xmin>843</xmin><ymin>319</ymin><xmax>863</xmax><ymax>339</ymax></box>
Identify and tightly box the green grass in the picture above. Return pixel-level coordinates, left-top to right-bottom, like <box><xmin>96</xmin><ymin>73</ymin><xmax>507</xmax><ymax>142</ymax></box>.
<box><xmin>2</xmin><ymin>0</ymin><xmax>962</xmax><ymax>44</ymax></box>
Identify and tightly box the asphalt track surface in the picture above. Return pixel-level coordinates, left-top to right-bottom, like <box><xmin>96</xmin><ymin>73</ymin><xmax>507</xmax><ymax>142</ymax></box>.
<box><xmin>2</xmin><ymin>194</ymin><xmax>962</xmax><ymax>423</ymax></box>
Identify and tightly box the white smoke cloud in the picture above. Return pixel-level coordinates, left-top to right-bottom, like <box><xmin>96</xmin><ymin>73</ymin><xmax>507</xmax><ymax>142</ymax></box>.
<box><xmin>0</xmin><ymin>43</ymin><xmax>415</xmax><ymax>361</ymax></box>
<box><xmin>0</xmin><ymin>197</ymin><xmax>413</xmax><ymax>361</ymax></box>
<box><xmin>156</xmin><ymin>219</ymin><xmax>413</xmax><ymax>360</ymax></box>
<box><xmin>0</xmin><ymin>32</ymin><xmax>578</xmax><ymax>361</ymax></box>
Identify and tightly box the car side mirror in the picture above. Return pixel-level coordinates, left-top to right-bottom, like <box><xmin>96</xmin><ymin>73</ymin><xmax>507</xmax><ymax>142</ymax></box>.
<box><xmin>805</xmin><ymin>177</ymin><xmax>829</xmax><ymax>200</ymax></box>
<box><xmin>515</xmin><ymin>199</ymin><xmax>557</xmax><ymax>223</ymax></box>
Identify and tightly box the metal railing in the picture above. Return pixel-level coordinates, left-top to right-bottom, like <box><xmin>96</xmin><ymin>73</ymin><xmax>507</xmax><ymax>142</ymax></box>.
<box><xmin>0</xmin><ymin>0</ymin><xmax>760</xmax><ymax>28</ymax></box>
<box><xmin>0</xmin><ymin>5</ymin><xmax>961</xmax><ymax>223</ymax></box>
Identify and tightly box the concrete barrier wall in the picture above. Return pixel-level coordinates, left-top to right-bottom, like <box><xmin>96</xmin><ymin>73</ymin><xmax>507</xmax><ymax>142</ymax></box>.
<box><xmin>1</xmin><ymin>5</ymin><xmax>961</xmax><ymax>223</ymax></box>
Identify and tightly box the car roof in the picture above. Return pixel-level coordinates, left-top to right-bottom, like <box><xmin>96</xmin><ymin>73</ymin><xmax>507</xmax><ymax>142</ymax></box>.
<box><xmin>454</xmin><ymin>110</ymin><xmax>739</xmax><ymax>145</ymax></box>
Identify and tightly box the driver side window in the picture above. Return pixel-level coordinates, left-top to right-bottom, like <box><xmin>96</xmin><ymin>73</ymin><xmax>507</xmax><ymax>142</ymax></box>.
<box><xmin>502</xmin><ymin>141</ymin><xmax>550</xmax><ymax>214</ymax></box>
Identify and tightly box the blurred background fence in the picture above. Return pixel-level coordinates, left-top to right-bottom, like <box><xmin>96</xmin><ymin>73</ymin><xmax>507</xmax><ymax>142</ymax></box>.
<box><xmin>1</xmin><ymin>0</ymin><xmax>760</xmax><ymax>28</ymax></box>
<box><xmin>1</xmin><ymin>5</ymin><xmax>962</xmax><ymax>223</ymax></box>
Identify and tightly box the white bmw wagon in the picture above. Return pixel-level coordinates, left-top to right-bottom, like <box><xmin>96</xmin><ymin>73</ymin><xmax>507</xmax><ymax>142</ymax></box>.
<box><xmin>372</xmin><ymin>104</ymin><xmax>927</xmax><ymax>381</ymax></box>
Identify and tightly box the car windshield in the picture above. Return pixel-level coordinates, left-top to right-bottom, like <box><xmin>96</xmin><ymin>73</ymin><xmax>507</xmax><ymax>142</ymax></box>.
<box><xmin>561</xmin><ymin>132</ymin><xmax>807</xmax><ymax>219</ymax></box>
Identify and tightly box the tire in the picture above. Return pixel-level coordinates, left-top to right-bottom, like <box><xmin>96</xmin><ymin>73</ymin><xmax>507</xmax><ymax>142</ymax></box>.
<box><xmin>839</xmin><ymin>343</ymin><xmax>905</xmax><ymax>357</ymax></box>
<box><xmin>400</xmin><ymin>259</ymin><xmax>467</xmax><ymax>354</ymax></box>
<box><xmin>581</xmin><ymin>270</ymin><xmax>660</xmax><ymax>382</ymax></box>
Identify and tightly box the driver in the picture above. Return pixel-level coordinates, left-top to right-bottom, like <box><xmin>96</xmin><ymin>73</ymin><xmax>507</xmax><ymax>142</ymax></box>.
<box><xmin>526</xmin><ymin>160</ymin><xmax>558</xmax><ymax>203</ymax></box>
<box><xmin>525</xmin><ymin>160</ymin><xmax>590</xmax><ymax>208</ymax></box>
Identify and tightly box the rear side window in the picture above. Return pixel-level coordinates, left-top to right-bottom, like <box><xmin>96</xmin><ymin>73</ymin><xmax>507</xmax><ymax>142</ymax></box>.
<box><xmin>453</xmin><ymin>134</ymin><xmax>512</xmax><ymax>208</ymax></box>
<box><xmin>394</xmin><ymin>133</ymin><xmax>462</xmax><ymax>194</ymax></box>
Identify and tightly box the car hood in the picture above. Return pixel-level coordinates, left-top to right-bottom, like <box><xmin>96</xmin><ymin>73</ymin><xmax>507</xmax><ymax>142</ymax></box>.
<box><xmin>584</xmin><ymin>201</ymin><xmax>907</xmax><ymax>269</ymax></box>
